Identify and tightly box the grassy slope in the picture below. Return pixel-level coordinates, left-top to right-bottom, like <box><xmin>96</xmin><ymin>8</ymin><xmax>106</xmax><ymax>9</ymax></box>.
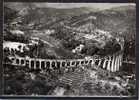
<box><xmin>4</xmin><ymin>5</ymin><xmax>136</xmax><ymax>59</ymax></box>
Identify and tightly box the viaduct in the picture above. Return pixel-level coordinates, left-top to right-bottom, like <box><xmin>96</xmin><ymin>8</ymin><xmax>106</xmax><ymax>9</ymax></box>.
<box><xmin>6</xmin><ymin>51</ymin><xmax>123</xmax><ymax>72</ymax></box>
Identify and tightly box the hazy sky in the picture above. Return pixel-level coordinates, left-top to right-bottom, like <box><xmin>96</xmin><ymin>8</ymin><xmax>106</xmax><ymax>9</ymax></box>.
<box><xmin>5</xmin><ymin>3</ymin><xmax>135</xmax><ymax>10</ymax></box>
<box><xmin>35</xmin><ymin>3</ymin><xmax>135</xmax><ymax>10</ymax></box>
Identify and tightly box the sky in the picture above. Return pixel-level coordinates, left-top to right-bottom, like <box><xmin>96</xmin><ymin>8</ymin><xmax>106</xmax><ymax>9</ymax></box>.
<box><xmin>5</xmin><ymin>3</ymin><xmax>135</xmax><ymax>10</ymax></box>
<box><xmin>34</xmin><ymin>3</ymin><xmax>135</xmax><ymax>10</ymax></box>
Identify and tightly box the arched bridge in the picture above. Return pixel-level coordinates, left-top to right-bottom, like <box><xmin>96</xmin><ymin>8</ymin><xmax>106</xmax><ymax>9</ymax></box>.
<box><xmin>6</xmin><ymin>51</ymin><xmax>123</xmax><ymax>72</ymax></box>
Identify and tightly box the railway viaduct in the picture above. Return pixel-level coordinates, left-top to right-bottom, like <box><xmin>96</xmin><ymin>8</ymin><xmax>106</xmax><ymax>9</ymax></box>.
<box><xmin>7</xmin><ymin>51</ymin><xmax>123</xmax><ymax>72</ymax></box>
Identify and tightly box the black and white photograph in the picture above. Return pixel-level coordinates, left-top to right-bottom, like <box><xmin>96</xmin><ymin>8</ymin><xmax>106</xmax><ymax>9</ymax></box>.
<box><xmin>3</xmin><ymin>2</ymin><xmax>136</xmax><ymax>96</ymax></box>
